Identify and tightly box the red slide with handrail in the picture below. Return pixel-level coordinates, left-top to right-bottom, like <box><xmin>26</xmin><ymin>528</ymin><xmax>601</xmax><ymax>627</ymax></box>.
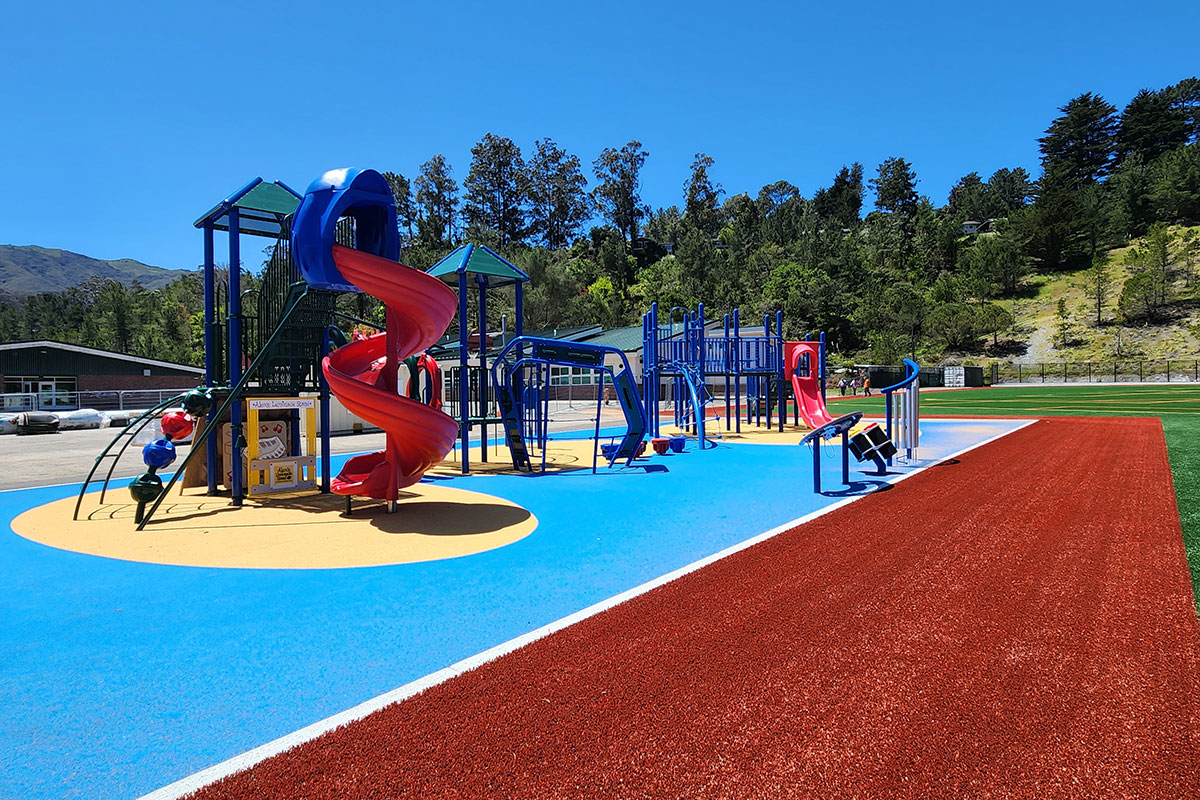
<box><xmin>786</xmin><ymin>340</ymin><xmax>835</xmax><ymax>429</ymax></box>
<box><xmin>323</xmin><ymin>244</ymin><xmax>459</xmax><ymax>501</ymax></box>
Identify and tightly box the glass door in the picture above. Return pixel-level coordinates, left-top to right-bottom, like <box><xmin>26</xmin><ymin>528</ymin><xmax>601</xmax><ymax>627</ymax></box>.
<box><xmin>37</xmin><ymin>381</ymin><xmax>57</xmax><ymax>410</ymax></box>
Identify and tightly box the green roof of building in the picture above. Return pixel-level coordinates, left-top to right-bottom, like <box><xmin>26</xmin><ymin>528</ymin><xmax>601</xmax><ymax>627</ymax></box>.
<box><xmin>194</xmin><ymin>178</ymin><xmax>302</xmax><ymax>238</ymax></box>
<box><xmin>426</xmin><ymin>243</ymin><xmax>529</xmax><ymax>287</ymax></box>
<box><xmin>580</xmin><ymin>325</ymin><xmax>644</xmax><ymax>352</ymax></box>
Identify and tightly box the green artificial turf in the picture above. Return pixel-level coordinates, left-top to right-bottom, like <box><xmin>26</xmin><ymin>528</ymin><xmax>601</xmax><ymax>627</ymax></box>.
<box><xmin>824</xmin><ymin>384</ymin><xmax>1200</xmax><ymax>612</ymax></box>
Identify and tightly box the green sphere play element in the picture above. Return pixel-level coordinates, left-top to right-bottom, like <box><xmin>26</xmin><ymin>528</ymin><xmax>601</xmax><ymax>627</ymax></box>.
<box><xmin>182</xmin><ymin>388</ymin><xmax>214</xmax><ymax>417</ymax></box>
<box><xmin>129</xmin><ymin>472</ymin><xmax>164</xmax><ymax>504</ymax></box>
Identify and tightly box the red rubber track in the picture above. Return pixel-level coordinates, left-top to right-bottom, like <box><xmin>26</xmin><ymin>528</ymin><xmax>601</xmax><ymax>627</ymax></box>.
<box><xmin>190</xmin><ymin>418</ymin><xmax>1200</xmax><ymax>799</ymax></box>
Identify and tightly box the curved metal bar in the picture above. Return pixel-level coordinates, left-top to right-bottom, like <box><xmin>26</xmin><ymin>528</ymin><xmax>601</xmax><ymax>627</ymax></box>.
<box><xmin>879</xmin><ymin>358</ymin><xmax>920</xmax><ymax>466</ymax></box>
<box><xmin>98</xmin><ymin>398</ymin><xmax>187</xmax><ymax>506</ymax></box>
<box><xmin>72</xmin><ymin>393</ymin><xmax>189</xmax><ymax>520</ymax></box>
<box><xmin>136</xmin><ymin>283</ymin><xmax>310</xmax><ymax>530</ymax></box>
<box><xmin>877</xmin><ymin>358</ymin><xmax>920</xmax><ymax>394</ymax></box>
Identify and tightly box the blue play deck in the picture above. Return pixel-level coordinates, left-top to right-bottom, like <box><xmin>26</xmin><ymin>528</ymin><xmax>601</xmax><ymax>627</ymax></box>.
<box><xmin>0</xmin><ymin>419</ymin><xmax>1024</xmax><ymax>799</ymax></box>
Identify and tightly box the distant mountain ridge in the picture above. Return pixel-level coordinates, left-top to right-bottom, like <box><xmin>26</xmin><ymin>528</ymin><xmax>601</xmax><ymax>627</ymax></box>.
<box><xmin>0</xmin><ymin>245</ymin><xmax>193</xmax><ymax>298</ymax></box>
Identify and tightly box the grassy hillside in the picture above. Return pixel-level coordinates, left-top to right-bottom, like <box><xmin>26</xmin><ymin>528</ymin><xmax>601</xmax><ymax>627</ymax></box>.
<box><xmin>997</xmin><ymin>225</ymin><xmax>1200</xmax><ymax>363</ymax></box>
<box><xmin>0</xmin><ymin>245</ymin><xmax>191</xmax><ymax>297</ymax></box>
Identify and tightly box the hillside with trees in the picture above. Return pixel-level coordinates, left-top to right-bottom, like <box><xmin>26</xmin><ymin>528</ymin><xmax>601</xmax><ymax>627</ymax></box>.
<box><xmin>1</xmin><ymin>76</ymin><xmax>1198</xmax><ymax>369</ymax></box>
<box><xmin>0</xmin><ymin>246</ymin><xmax>191</xmax><ymax>296</ymax></box>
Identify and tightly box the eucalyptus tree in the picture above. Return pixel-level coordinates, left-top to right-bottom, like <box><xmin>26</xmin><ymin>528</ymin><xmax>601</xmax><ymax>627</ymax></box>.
<box><xmin>682</xmin><ymin>152</ymin><xmax>724</xmax><ymax>237</ymax></box>
<box><xmin>527</xmin><ymin>138</ymin><xmax>591</xmax><ymax>249</ymax></box>
<box><xmin>592</xmin><ymin>140</ymin><xmax>649</xmax><ymax>250</ymax></box>
<box><xmin>463</xmin><ymin>133</ymin><xmax>528</xmax><ymax>248</ymax></box>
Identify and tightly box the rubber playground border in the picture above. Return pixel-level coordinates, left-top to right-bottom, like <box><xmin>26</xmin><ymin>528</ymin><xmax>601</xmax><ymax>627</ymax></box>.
<box><xmin>138</xmin><ymin>420</ymin><xmax>1035</xmax><ymax>800</ymax></box>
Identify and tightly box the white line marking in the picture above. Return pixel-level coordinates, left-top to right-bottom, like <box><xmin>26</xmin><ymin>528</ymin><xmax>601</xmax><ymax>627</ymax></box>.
<box><xmin>135</xmin><ymin>419</ymin><xmax>1035</xmax><ymax>799</ymax></box>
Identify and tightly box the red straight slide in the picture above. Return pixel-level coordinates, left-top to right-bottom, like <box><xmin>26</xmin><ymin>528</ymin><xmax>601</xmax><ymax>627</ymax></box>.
<box><xmin>786</xmin><ymin>340</ymin><xmax>833</xmax><ymax>428</ymax></box>
<box><xmin>323</xmin><ymin>244</ymin><xmax>459</xmax><ymax>500</ymax></box>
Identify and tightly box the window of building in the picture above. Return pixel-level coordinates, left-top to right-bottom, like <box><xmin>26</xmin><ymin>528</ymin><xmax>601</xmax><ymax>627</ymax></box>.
<box><xmin>549</xmin><ymin>366</ymin><xmax>597</xmax><ymax>386</ymax></box>
<box><xmin>2</xmin><ymin>376</ymin><xmax>77</xmax><ymax>408</ymax></box>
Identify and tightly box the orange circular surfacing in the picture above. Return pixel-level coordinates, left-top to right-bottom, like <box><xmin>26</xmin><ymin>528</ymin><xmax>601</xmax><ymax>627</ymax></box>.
<box><xmin>13</xmin><ymin>483</ymin><xmax>536</xmax><ymax>569</ymax></box>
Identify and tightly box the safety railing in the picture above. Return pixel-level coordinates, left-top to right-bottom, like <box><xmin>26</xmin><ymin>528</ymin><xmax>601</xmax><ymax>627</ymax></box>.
<box><xmin>1</xmin><ymin>389</ymin><xmax>198</xmax><ymax>413</ymax></box>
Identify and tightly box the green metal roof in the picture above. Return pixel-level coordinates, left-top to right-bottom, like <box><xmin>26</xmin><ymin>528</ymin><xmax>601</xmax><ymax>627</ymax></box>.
<box><xmin>525</xmin><ymin>324</ymin><xmax>601</xmax><ymax>342</ymax></box>
<box><xmin>580</xmin><ymin>325</ymin><xmax>644</xmax><ymax>352</ymax></box>
<box><xmin>426</xmin><ymin>243</ymin><xmax>530</xmax><ymax>287</ymax></box>
<box><xmin>194</xmin><ymin>178</ymin><xmax>302</xmax><ymax>238</ymax></box>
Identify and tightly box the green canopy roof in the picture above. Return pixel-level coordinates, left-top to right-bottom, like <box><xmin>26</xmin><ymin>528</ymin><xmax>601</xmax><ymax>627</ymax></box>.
<box><xmin>194</xmin><ymin>178</ymin><xmax>302</xmax><ymax>238</ymax></box>
<box><xmin>426</xmin><ymin>243</ymin><xmax>529</xmax><ymax>287</ymax></box>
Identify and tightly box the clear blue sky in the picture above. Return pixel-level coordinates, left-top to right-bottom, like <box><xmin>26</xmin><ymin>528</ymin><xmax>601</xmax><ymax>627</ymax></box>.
<box><xmin>2</xmin><ymin>0</ymin><xmax>1197</xmax><ymax>271</ymax></box>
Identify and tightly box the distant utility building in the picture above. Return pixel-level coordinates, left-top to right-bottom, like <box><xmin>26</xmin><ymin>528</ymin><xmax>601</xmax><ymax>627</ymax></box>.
<box><xmin>0</xmin><ymin>341</ymin><xmax>203</xmax><ymax>410</ymax></box>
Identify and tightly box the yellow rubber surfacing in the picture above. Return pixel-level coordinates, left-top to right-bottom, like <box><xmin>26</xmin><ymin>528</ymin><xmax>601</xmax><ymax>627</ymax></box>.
<box><xmin>15</xmin><ymin>482</ymin><xmax>537</xmax><ymax>570</ymax></box>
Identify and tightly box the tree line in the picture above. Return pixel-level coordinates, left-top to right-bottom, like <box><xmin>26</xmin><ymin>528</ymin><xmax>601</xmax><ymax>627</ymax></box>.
<box><xmin>2</xmin><ymin>76</ymin><xmax>1198</xmax><ymax>366</ymax></box>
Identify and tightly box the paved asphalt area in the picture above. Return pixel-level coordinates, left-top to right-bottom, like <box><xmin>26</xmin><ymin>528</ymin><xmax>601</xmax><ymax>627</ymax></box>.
<box><xmin>0</xmin><ymin>407</ymin><xmax>632</xmax><ymax>492</ymax></box>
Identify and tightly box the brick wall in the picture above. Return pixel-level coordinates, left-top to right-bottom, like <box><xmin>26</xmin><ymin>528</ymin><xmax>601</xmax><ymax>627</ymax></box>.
<box><xmin>77</xmin><ymin>374</ymin><xmax>202</xmax><ymax>391</ymax></box>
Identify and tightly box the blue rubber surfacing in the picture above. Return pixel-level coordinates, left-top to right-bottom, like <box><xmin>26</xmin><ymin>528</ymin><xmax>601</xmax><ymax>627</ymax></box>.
<box><xmin>0</xmin><ymin>419</ymin><xmax>1023</xmax><ymax>800</ymax></box>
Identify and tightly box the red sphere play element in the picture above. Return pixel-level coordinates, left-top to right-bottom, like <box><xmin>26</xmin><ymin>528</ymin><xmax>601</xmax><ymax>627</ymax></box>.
<box><xmin>160</xmin><ymin>411</ymin><xmax>194</xmax><ymax>440</ymax></box>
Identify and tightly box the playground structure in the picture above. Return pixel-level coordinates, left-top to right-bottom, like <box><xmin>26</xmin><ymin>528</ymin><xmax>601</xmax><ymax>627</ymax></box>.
<box><xmin>73</xmin><ymin>165</ymin><xmax>927</xmax><ymax>528</ymax></box>
<box><xmin>72</xmin><ymin>167</ymin><xmax>648</xmax><ymax>527</ymax></box>
<box><xmin>642</xmin><ymin>303</ymin><xmax>789</xmax><ymax>448</ymax></box>
<box><xmin>491</xmin><ymin>336</ymin><xmax>646</xmax><ymax>473</ymax></box>
<box><xmin>425</xmin><ymin>243</ymin><xmax>530</xmax><ymax>474</ymax></box>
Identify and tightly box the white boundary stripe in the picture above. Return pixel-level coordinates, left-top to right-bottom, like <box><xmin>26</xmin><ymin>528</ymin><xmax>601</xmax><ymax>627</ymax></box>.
<box><xmin>136</xmin><ymin>419</ymin><xmax>1036</xmax><ymax>800</ymax></box>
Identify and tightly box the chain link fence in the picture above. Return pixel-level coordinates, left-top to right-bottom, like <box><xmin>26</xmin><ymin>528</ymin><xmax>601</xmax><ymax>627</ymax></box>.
<box><xmin>988</xmin><ymin>360</ymin><xmax>1200</xmax><ymax>384</ymax></box>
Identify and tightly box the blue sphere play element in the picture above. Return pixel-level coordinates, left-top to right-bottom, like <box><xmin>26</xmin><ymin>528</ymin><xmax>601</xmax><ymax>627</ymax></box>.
<box><xmin>142</xmin><ymin>438</ymin><xmax>177</xmax><ymax>469</ymax></box>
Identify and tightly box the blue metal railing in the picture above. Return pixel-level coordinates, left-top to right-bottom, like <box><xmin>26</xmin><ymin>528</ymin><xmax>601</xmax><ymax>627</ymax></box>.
<box><xmin>880</xmin><ymin>358</ymin><xmax>920</xmax><ymax>463</ymax></box>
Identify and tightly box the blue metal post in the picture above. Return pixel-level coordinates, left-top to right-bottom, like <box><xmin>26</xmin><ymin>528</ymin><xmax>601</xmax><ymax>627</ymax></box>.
<box><xmin>203</xmin><ymin>223</ymin><xmax>218</xmax><ymax>495</ymax></box>
<box><xmin>477</xmin><ymin>274</ymin><xmax>489</xmax><ymax>463</ymax></box>
<box><xmin>776</xmin><ymin>310</ymin><xmax>785</xmax><ymax>432</ymax></box>
<box><xmin>733</xmin><ymin>307</ymin><xmax>741</xmax><ymax>433</ymax></box>
<box><xmin>649</xmin><ymin>303</ymin><xmax>659</xmax><ymax>437</ymax></box>
<box><xmin>228</xmin><ymin>207</ymin><xmax>243</xmax><ymax>506</ymax></box>
<box><xmin>819</xmin><ymin>331</ymin><xmax>827</xmax><ymax>404</ymax></box>
<box><xmin>812</xmin><ymin>436</ymin><xmax>822</xmax><ymax>494</ymax></box>
<box><xmin>512</xmin><ymin>276</ymin><xmax>525</xmax><ymax>445</ymax></box>
<box><xmin>842</xmin><ymin>429</ymin><xmax>850</xmax><ymax>484</ymax></box>
<box><xmin>723</xmin><ymin>313</ymin><xmax>731</xmax><ymax>430</ymax></box>
<box><xmin>763</xmin><ymin>313</ymin><xmax>772</xmax><ymax>430</ymax></box>
<box><xmin>458</xmin><ymin>265</ymin><xmax>470</xmax><ymax>474</ymax></box>
<box><xmin>514</xmin><ymin>279</ymin><xmax>523</xmax><ymax>338</ymax></box>
<box><xmin>319</xmin><ymin>329</ymin><xmax>332</xmax><ymax>492</ymax></box>
<box><xmin>697</xmin><ymin>303</ymin><xmax>706</xmax><ymax>447</ymax></box>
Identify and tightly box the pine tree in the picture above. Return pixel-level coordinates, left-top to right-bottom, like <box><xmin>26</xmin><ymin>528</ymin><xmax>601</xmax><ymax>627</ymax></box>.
<box><xmin>414</xmin><ymin>155</ymin><xmax>459</xmax><ymax>248</ymax></box>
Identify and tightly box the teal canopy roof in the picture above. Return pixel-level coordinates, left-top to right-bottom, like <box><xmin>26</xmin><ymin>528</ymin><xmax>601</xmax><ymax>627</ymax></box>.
<box><xmin>194</xmin><ymin>178</ymin><xmax>302</xmax><ymax>238</ymax></box>
<box><xmin>426</xmin><ymin>243</ymin><xmax>529</xmax><ymax>287</ymax></box>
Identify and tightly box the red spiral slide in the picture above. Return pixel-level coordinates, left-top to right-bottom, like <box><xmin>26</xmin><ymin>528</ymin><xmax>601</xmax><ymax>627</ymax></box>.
<box><xmin>323</xmin><ymin>244</ymin><xmax>459</xmax><ymax>502</ymax></box>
